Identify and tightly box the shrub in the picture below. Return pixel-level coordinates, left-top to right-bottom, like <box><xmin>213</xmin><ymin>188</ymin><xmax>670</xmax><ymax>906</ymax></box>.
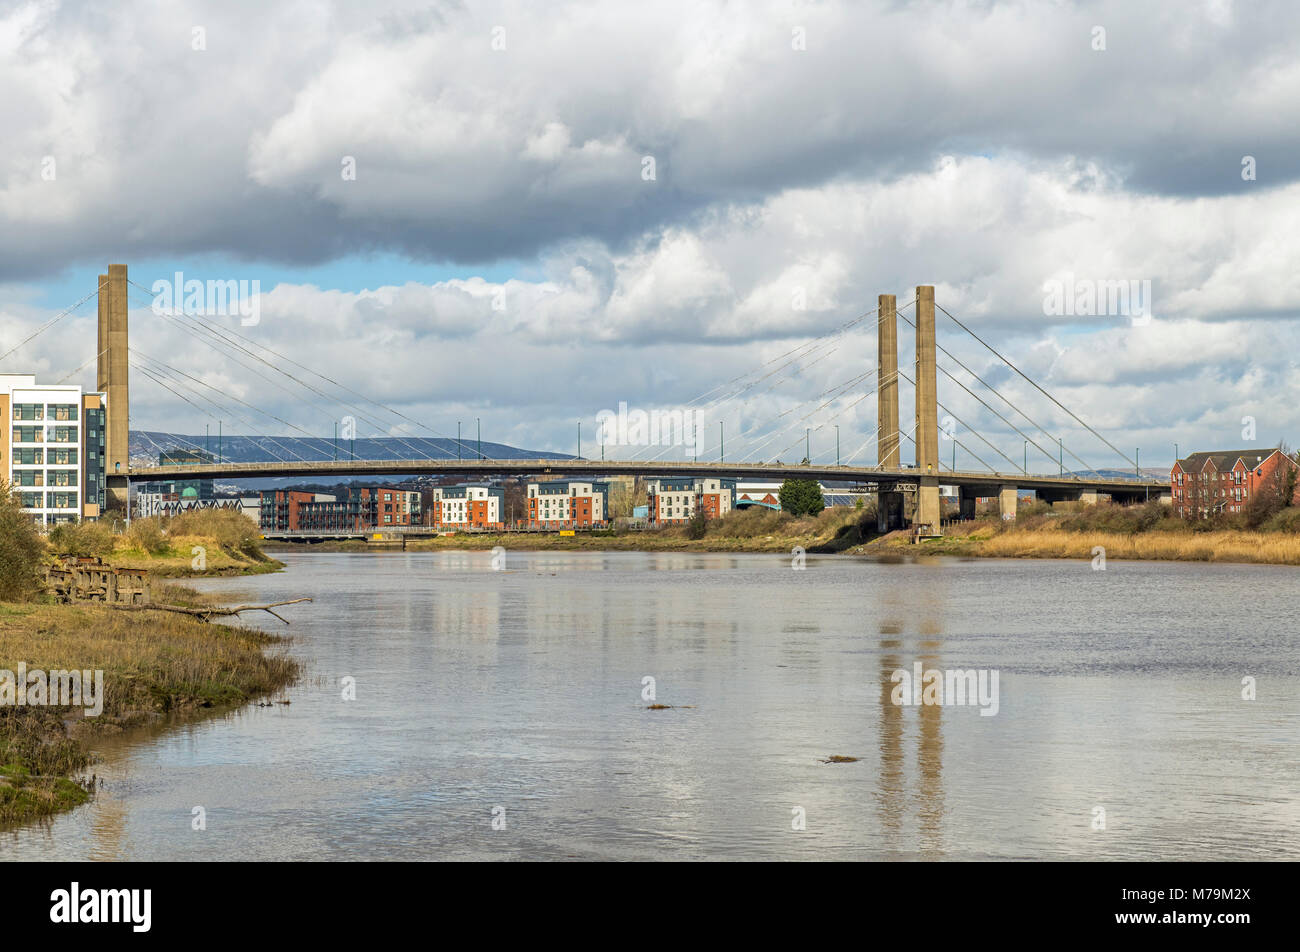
<box><xmin>0</xmin><ymin>481</ymin><xmax>45</xmax><ymax>602</ymax></box>
<box><xmin>1265</xmin><ymin>507</ymin><xmax>1300</xmax><ymax>533</ymax></box>
<box><xmin>686</xmin><ymin>509</ymin><xmax>709</xmax><ymax>540</ymax></box>
<box><xmin>126</xmin><ymin>516</ymin><xmax>168</xmax><ymax>554</ymax></box>
<box><xmin>47</xmin><ymin>519</ymin><xmax>116</xmax><ymax>558</ymax></box>
<box><xmin>167</xmin><ymin>508</ymin><xmax>262</xmax><ymax>556</ymax></box>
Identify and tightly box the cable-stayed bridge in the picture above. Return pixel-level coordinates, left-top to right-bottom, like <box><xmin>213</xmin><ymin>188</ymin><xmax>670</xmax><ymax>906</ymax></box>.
<box><xmin>9</xmin><ymin>265</ymin><xmax>1170</xmax><ymax>534</ymax></box>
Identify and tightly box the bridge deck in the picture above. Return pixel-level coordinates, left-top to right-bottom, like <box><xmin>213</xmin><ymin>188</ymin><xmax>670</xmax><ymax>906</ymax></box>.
<box><xmin>131</xmin><ymin>458</ymin><xmax>1168</xmax><ymax>495</ymax></box>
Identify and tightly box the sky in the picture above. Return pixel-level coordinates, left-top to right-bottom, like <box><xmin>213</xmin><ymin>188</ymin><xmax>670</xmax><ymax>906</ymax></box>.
<box><xmin>2</xmin><ymin>0</ymin><xmax>1299</xmax><ymax>471</ymax></box>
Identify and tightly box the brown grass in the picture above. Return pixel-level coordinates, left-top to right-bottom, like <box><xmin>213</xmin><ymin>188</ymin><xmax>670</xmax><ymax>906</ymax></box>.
<box><xmin>969</xmin><ymin>524</ymin><xmax>1300</xmax><ymax>565</ymax></box>
<box><xmin>0</xmin><ymin>594</ymin><xmax>298</xmax><ymax>826</ymax></box>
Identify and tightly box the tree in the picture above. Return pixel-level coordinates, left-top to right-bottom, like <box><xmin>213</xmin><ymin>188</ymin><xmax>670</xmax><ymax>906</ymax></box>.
<box><xmin>1244</xmin><ymin>451</ymin><xmax>1297</xmax><ymax>528</ymax></box>
<box><xmin>686</xmin><ymin>509</ymin><xmax>708</xmax><ymax>540</ymax></box>
<box><xmin>0</xmin><ymin>481</ymin><xmax>45</xmax><ymax>602</ymax></box>
<box><xmin>779</xmin><ymin>478</ymin><xmax>824</xmax><ymax>516</ymax></box>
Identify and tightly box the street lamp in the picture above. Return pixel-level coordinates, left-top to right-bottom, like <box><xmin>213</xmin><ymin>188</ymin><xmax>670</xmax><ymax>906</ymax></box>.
<box><xmin>834</xmin><ymin>425</ymin><xmax>840</xmax><ymax>466</ymax></box>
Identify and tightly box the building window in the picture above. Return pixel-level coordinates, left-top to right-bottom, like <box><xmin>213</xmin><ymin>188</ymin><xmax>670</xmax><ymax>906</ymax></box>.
<box><xmin>13</xmin><ymin>404</ymin><xmax>42</xmax><ymax>421</ymax></box>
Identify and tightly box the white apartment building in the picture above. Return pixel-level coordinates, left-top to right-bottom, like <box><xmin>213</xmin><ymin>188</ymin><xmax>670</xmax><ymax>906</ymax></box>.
<box><xmin>526</xmin><ymin>479</ymin><xmax>609</xmax><ymax>526</ymax></box>
<box><xmin>428</xmin><ymin>484</ymin><xmax>502</xmax><ymax>528</ymax></box>
<box><xmin>1</xmin><ymin>374</ymin><xmax>107</xmax><ymax>527</ymax></box>
<box><xmin>646</xmin><ymin>477</ymin><xmax>737</xmax><ymax>524</ymax></box>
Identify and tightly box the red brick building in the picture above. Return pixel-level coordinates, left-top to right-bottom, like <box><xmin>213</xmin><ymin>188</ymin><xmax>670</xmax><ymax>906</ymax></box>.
<box><xmin>1170</xmin><ymin>447</ymin><xmax>1300</xmax><ymax>518</ymax></box>
<box><xmin>258</xmin><ymin>486</ymin><xmax>420</xmax><ymax>531</ymax></box>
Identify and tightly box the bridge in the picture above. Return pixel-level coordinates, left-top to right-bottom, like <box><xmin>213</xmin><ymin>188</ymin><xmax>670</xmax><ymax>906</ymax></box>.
<box><xmin>37</xmin><ymin>265</ymin><xmax>1170</xmax><ymax>533</ymax></box>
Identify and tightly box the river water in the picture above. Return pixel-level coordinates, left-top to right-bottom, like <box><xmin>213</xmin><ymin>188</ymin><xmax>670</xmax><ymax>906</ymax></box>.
<box><xmin>4</xmin><ymin>550</ymin><xmax>1297</xmax><ymax>860</ymax></box>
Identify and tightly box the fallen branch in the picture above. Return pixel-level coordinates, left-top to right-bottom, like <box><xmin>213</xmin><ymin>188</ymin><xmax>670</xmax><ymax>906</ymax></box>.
<box><xmin>108</xmin><ymin>597</ymin><xmax>313</xmax><ymax>625</ymax></box>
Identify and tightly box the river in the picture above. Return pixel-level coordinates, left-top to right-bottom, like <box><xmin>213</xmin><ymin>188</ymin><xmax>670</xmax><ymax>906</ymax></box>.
<box><xmin>4</xmin><ymin>550</ymin><xmax>1297</xmax><ymax>860</ymax></box>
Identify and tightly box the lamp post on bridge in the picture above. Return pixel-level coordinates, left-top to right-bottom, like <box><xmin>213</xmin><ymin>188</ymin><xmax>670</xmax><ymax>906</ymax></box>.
<box><xmin>1023</xmin><ymin>440</ymin><xmax>1027</xmax><ymax>475</ymax></box>
<box><xmin>835</xmin><ymin>425</ymin><xmax>840</xmax><ymax>467</ymax></box>
<box><xmin>457</xmin><ymin>421</ymin><xmax>461</xmax><ymax>461</ymax></box>
<box><xmin>805</xmin><ymin>427</ymin><xmax>810</xmax><ymax>464</ymax></box>
<box><xmin>477</xmin><ymin>418</ymin><xmax>481</xmax><ymax>460</ymax></box>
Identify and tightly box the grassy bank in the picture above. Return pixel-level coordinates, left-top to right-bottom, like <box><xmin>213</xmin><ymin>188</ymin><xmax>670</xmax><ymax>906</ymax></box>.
<box><xmin>861</xmin><ymin>500</ymin><xmax>1300</xmax><ymax>566</ymax></box>
<box><xmin>49</xmin><ymin>508</ymin><xmax>282</xmax><ymax>577</ymax></box>
<box><xmin>0</xmin><ymin>588</ymin><xmax>298</xmax><ymax>827</ymax></box>
<box><xmin>392</xmin><ymin>505</ymin><xmax>882</xmax><ymax>555</ymax></box>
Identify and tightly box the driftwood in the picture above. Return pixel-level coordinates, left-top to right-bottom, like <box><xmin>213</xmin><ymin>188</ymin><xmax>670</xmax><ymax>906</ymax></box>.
<box><xmin>109</xmin><ymin>597</ymin><xmax>313</xmax><ymax>625</ymax></box>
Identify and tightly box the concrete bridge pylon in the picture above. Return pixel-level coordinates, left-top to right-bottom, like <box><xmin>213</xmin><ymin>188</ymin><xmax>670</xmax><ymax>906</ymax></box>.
<box><xmin>913</xmin><ymin>285</ymin><xmax>940</xmax><ymax>535</ymax></box>
<box><xmin>99</xmin><ymin>263</ymin><xmax>130</xmax><ymax>512</ymax></box>
<box><xmin>876</xmin><ymin>294</ymin><xmax>905</xmax><ymax>532</ymax></box>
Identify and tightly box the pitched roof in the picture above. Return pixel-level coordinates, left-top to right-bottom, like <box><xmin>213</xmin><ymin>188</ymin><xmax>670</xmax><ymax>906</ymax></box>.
<box><xmin>1174</xmin><ymin>447</ymin><xmax>1283</xmax><ymax>473</ymax></box>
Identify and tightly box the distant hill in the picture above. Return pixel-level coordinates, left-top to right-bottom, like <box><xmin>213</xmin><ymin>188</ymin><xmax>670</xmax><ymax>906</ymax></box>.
<box><xmin>130</xmin><ymin>432</ymin><xmax>572</xmax><ymax>466</ymax></box>
<box><xmin>1067</xmin><ymin>468</ymin><xmax>1168</xmax><ymax>480</ymax></box>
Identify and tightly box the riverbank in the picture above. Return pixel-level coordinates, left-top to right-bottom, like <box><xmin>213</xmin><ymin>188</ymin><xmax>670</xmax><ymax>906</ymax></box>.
<box><xmin>0</xmin><ymin>586</ymin><xmax>299</xmax><ymax>827</ymax></box>
<box><xmin>47</xmin><ymin>509</ymin><xmax>283</xmax><ymax>578</ymax></box>
<box><xmin>262</xmin><ymin>507</ymin><xmax>880</xmax><ymax>556</ymax></box>
<box><xmin>858</xmin><ymin>519</ymin><xmax>1300</xmax><ymax>565</ymax></box>
<box><xmin>106</xmin><ymin>533</ymin><xmax>283</xmax><ymax>577</ymax></box>
<box><xmin>265</xmin><ymin>502</ymin><xmax>1300</xmax><ymax>567</ymax></box>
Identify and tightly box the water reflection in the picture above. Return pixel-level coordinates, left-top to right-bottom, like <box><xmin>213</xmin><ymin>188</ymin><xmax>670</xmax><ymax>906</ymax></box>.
<box><xmin>3</xmin><ymin>550</ymin><xmax>1297</xmax><ymax>861</ymax></box>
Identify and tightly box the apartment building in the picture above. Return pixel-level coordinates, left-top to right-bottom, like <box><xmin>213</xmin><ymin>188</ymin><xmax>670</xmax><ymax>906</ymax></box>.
<box><xmin>259</xmin><ymin>490</ymin><xmax>325</xmax><ymax>531</ymax></box>
<box><xmin>525</xmin><ymin>479</ymin><xmax>609</xmax><ymax>528</ymax></box>
<box><xmin>646</xmin><ymin>477</ymin><xmax>736</xmax><ymax>525</ymax></box>
<box><xmin>1170</xmin><ymin>447</ymin><xmax>1300</xmax><ymax>517</ymax></box>
<box><xmin>428</xmin><ymin>484</ymin><xmax>504</xmax><ymax>529</ymax></box>
<box><xmin>0</xmin><ymin>374</ymin><xmax>107</xmax><ymax>526</ymax></box>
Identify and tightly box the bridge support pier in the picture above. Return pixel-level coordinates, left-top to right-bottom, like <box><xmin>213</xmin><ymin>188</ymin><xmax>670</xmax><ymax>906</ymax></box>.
<box><xmin>998</xmin><ymin>484</ymin><xmax>1018</xmax><ymax>522</ymax></box>
<box><xmin>1077</xmin><ymin>489</ymin><xmax>1100</xmax><ymax>506</ymax></box>
<box><xmin>959</xmin><ymin>487</ymin><xmax>978</xmax><ymax>520</ymax></box>
<box><xmin>877</xmin><ymin>490</ymin><xmax>905</xmax><ymax>532</ymax></box>
<box><xmin>915</xmin><ymin>476</ymin><xmax>941</xmax><ymax>535</ymax></box>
